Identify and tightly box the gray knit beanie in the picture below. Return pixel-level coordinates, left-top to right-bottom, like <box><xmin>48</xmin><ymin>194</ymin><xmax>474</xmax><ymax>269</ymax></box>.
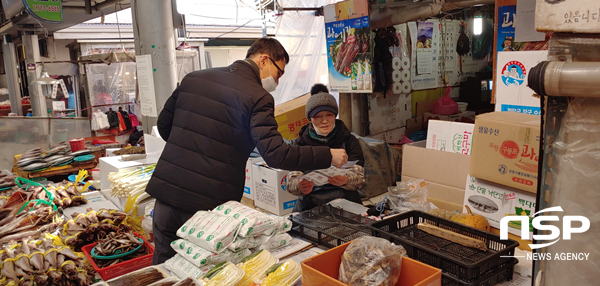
<box><xmin>305</xmin><ymin>92</ymin><xmax>338</xmax><ymax>119</ymax></box>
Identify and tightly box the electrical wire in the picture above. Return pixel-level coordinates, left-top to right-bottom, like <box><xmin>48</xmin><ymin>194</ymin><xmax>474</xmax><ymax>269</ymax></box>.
<box><xmin>212</xmin><ymin>18</ymin><xmax>258</xmax><ymax>39</ymax></box>
<box><xmin>115</xmin><ymin>4</ymin><xmax>135</xmax><ymax>62</ymax></box>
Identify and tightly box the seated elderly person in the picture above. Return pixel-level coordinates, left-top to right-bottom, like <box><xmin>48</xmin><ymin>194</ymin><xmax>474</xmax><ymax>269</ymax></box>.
<box><xmin>286</xmin><ymin>84</ymin><xmax>365</xmax><ymax>212</ymax></box>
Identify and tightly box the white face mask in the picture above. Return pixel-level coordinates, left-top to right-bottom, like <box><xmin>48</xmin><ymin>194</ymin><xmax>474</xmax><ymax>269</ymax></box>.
<box><xmin>261</xmin><ymin>62</ymin><xmax>278</xmax><ymax>93</ymax></box>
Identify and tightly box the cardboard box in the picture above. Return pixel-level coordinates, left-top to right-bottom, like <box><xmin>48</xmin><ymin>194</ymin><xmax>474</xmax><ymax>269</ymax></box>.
<box><xmin>464</xmin><ymin>175</ymin><xmax>536</xmax><ymax>237</ymax></box>
<box><xmin>402</xmin><ymin>175</ymin><xmax>465</xmax><ymax>205</ymax></box>
<box><xmin>252</xmin><ymin>163</ymin><xmax>298</xmax><ymax>216</ymax></box>
<box><xmin>470</xmin><ymin>112</ymin><xmax>540</xmax><ymax>193</ymax></box>
<box><xmin>240</xmin><ymin>196</ymin><xmax>255</xmax><ymax>208</ymax></box>
<box><xmin>244</xmin><ymin>157</ymin><xmax>264</xmax><ymax>200</ymax></box>
<box><xmin>426</xmin><ymin>120</ymin><xmax>474</xmax><ymax>155</ymax></box>
<box><xmin>402</xmin><ymin>141</ymin><xmax>471</xmax><ymax>189</ymax></box>
<box><xmin>302</xmin><ymin>242</ymin><xmax>442</xmax><ymax>286</ymax></box>
<box><xmin>274</xmin><ymin>93</ymin><xmax>310</xmax><ymax>140</ymax></box>
<box><xmin>424</xmin><ymin>111</ymin><xmax>476</xmax><ymax>127</ymax></box>
<box><xmin>368</xmin><ymin>93</ymin><xmax>412</xmax><ymax>135</ymax></box>
<box><xmin>369</xmin><ymin>127</ymin><xmax>406</xmax><ymax>144</ymax></box>
<box><xmin>494</xmin><ymin>51</ymin><xmax>547</xmax><ymax>115</ymax></box>
<box><xmin>405</xmin><ymin>117</ymin><xmax>424</xmax><ymax>136</ymax></box>
<box><xmin>536</xmin><ymin>0</ymin><xmax>600</xmax><ymax>33</ymax></box>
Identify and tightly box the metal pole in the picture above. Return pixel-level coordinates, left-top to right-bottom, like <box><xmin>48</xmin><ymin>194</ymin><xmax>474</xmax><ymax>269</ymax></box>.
<box><xmin>2</xmin><ymin>35</ymin><xmax>23</xmax><ymax>115</ymax></box>
<box><xmin>22</xmin><ymin>33</ymin><xmax>47</xmax><ymax>117</ymax></box>
<box><xmin>131</xmin><ymin>0</ymin><xmax>178</xmax><ymax>133</ymax></box>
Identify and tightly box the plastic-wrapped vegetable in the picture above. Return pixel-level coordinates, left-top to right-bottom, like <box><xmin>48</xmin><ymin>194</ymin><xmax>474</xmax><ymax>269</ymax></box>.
<box><xmin>259</xmin><ymin>259</ymin><xmax>302</xmax><ymax>286</ymax></box>
<box><xmin>264</xmin><ymin>215</ymin><xmax>292</xmax><ymax>236</ymax></box>
<box><xmin>339</xmin><ymin>236</ymin><xmax>406</xmax><ymax>286</ymax></box>
<box><xmin>235</xmin><ymin>250</ymin><xmax>277</xmax><ymax>286</ymax></box>
<box><xmin>199</xmin><ymin>261</ymin><xmax>245</xmax><ymax>286</ymax></box>
<box><xmin>177</xmin><ymin>211</ymin><xmax>242</xmax><ymax>253</ymax></box>
<box><xmin>165</xmin><ymin>254</ymin><xmax>212</xmax><ymax>280</ymax></box>
<box><xmin>171</xmin><ymin>239</ymin><xmax>250</xmax><ymax>267</ymax></box>
<box><xmin>212</xmin><ymin>201</ymin><xmax>276</xmax><ymax>238</ymax></box>
<box><xmin>257</xmin><ymin>233</ymin><xmax>292</xmax><ymax>251</ymax></box>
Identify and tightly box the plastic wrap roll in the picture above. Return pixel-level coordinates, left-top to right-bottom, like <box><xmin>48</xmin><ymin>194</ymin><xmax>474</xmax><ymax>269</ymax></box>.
<box><xmin>401</xmin><ymin>70</ymin><xmax>411</xmax><ymax>82</ymax></box>
<box><xmin>393</xmin><ymin>82</ymin><xmax>403</xmax><ymax>94</ymax></box>
<box><xmin>392</xmin><ymin>58</ymin><xmax>402</xmax><ymax>70</ymax></box>
<box><xmin>401</xmin><ymin>81</ymin><xmax>411</xmax><ymax>94</ymax></box>
<box><xmin>392</xmin><ymin>70</ymin><xmax>402</xmax><ymax>83</ymax></box>
<box><xmin>401</xmin><ymin>58</ymin><xmax>410</xmax><ymax>70</ymax></box>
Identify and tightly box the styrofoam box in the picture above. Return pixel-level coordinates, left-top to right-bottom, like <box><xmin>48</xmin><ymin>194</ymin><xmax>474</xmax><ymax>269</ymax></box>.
<box><xmin>244</xmin><ymin>157</ymin><xmax>264</xmax><ymax>200</ymax></box>
<box><xmin>252</xmin><ymin>163</ymin><xmax>298</xmax><ymax>216</ymax></box>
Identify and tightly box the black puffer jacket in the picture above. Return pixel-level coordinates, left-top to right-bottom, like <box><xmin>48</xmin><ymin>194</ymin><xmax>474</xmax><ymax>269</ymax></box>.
<box><xmin>146</xmin><ymin>60</ymin><xmax>332</xmax><ymax>213</ymax></box>
<box><xmin>293</xmin><ymin>120</ymin><xmax>364</xmax><ymax>167</ymax></box>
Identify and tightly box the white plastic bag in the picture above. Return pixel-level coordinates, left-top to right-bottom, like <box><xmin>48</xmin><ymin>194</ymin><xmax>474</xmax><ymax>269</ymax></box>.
<box><xmin>212</xmin><ymin>201</ymin><xmax>276</xmax><ymax>237</ymax></box>
<box><xmin>142</xmin><ymin>200</ymin><xmax>155</xmax><ymax>238</ymax></box>
<box><xmin>91</xmin><ymin>110</ymin><xmax>110</xmax><ymax>131</ymax></box>
<box><xmin>177</xmin><ymin>211</ymin><xmax>242</xmax><ymax>253</ymax></box>
<box><xmin>264</xmin><ymin>215</ymin><xmax>293</xmax><ymax>236</ymax></box>
<box><xmin>387</xmin><ymin>179</ymin><xmax>431</xmax><ymax>213</ymax></box>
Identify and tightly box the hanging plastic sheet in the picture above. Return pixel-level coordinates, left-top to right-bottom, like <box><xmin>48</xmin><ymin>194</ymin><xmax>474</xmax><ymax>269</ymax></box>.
<box><xmin>543</xmin><ymin>97</ymin><xmax>600</xmax><ymax>286</ymax></box>
<box><xmin>271</xmin><ymin>0</ymin><xmax>340</xmax><ymax>105</ymax></box>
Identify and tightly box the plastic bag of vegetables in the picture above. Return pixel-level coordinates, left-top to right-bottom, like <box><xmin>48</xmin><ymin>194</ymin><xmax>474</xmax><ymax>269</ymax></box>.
<box><xmin>339</xmin><ymin>236</ymin><xmax>406</xmax><ymax>286</ymax></box>
<box><xmin>177</xmin><ymin>211</ymin><xmax>242</xmax><ymax>253</ymax></box>
<box><xmin>165</xmin><ymin>254</ymin><xmax>212</xmax><ymax>280</ymax></box>
<box><xmin>212</xmin><ymin>201</ymin><xmax>276</xmax><ymax>237</ymax></box>
<box><xmin>171</xmin><ymin>239</ymin><xmax>250</xmax><ymax>267</ymax></box>
<box><xmin>199</xmin><ymin>261</ymin><xmax>245</xmax><ymax>286</ymax></box>
<box><xmin>252</xmin><ymin>259</ymin><xmax>302</xmax><ymax>286</ymax></box>
<box><xmin>235</xmin><ymin>250</ymin><xmax>277</xmax><ymax>286</ymax></box>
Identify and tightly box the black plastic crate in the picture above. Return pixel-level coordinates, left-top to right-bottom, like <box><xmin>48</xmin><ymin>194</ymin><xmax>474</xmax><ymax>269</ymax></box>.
<box><xmin>442</xmin><ymin>258</ymin><xmax>518</xmax><ymax>286</ymax></box>
<box><xmin>370</xmin><ymin>211</ymin><xmax>519</xmax><ymax>282</ymax></box>
<box><xmin>289</xmin><ymin>204</ymin><xmax>374</xmax><ymax>248</ymax></box>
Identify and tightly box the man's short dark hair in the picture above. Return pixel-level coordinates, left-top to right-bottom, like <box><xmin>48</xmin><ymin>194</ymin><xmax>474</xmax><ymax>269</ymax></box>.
<box><xmin>246</xmin><ymin>38</ymin><xmax>290</xmax><ymax>64</ymax></box>
<box><xmin>310</xmin><ymin>83</ymin><xmax>329</xmax><ymax>95</ymax></box>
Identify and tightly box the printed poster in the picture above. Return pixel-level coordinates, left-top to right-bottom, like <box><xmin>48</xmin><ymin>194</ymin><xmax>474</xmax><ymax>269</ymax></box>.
<box><xmin>416</xmin><ymin>22</ymin><xmax>434</xmax><ymax>74</ymax></box>
<box><xmin>324</xmin><ymin>0</ymin><xmax>372</xmax><ymax>93</ymax></box>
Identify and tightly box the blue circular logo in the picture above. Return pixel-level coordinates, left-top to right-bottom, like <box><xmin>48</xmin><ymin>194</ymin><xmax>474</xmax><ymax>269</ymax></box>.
<box><xmin>499</xmin><ymin>164</ymin><xmax>507</xmax><ymax>175</ymax></box>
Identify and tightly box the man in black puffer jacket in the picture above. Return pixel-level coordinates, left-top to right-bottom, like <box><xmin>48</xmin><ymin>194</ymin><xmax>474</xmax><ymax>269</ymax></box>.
<box><xmin>146</xmin><ymin>38</ymin><xmax>349</xmax><ymax>264</ymax></box>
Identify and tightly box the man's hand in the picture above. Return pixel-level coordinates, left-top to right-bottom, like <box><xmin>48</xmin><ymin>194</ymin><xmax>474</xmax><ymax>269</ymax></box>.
<box><xmin>330</xmin><ymin>149</ymin><xmax>348</xmax><ymax>168</ymax></box>
<box><xmin>298</xmin><ymin>179</ymin><xmax>314</xmax><ymax>195</ymax></box>
<box><xmin>328</xmin><ymin>175</ymin><xmax>349</xmax><ymax>186</ymax></box>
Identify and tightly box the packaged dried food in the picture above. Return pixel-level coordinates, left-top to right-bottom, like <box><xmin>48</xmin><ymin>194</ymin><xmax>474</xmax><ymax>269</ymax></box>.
<box><xmin>339</xmin><ymin>236</ymin><xmax>406</xmax><ymax>286</ymax></box>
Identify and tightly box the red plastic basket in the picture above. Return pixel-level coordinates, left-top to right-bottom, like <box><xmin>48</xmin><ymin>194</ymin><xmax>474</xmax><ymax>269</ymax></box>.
<box><xmin>81</xmin><ymin>235</ymin><xmax>154</xmax><ymax>280</ymax></box>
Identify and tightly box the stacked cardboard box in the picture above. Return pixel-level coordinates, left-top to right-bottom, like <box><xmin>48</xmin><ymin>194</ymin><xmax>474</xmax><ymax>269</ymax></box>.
<box><xmin>402</xmin><ymin>140</ymin><xmax>469</xmax><ymax>211</ymax></box>
<box><xmin>274</xmin><ymin>93</ymin><xmax>310</xmax><ymax>140</ymax></box>
<box><xmin>368</xmin><ymin>93</ymin><xmax>412</xmax><ymax>141</ymax></box>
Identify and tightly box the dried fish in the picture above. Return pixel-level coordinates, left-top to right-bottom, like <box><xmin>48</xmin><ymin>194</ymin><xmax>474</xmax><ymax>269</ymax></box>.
<box><xmin>1</xmin><ymin>258</ymin><xmax>18</xmax><ymax>281</ymax></box>
<box><xmin>29</xmin><ymin>251</ymin><xmax>44</xmax><ymax>272</ymax></box>
<box><xmin>34</xmin><ymin>274</ymin><xmax>49</xmax><ymax>286</ymax></box>
<box><xmin>48</xmin><ymin>270</ymin><xmax>64</xmax><ymax>284</ymax></box>
<box><xmin>15</xmin><ymin>254</ymin><xmax>34</xmax><ymax>273</ymax></box>
<box><xmin>105</xmin><ymin>266</ymin><xmax>168</xmax><ymax>286</ymax></box>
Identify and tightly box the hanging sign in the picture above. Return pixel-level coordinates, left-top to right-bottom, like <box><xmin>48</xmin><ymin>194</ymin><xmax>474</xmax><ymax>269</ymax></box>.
<box><xmin>23</xmin><ymin>0</ymin><xmax>63</xmax><ymax>23</ymax></box>
<box><xmin>26</xmin><ymin>63</ymin><xmax>36</xmax><ymax>71</ymax></box>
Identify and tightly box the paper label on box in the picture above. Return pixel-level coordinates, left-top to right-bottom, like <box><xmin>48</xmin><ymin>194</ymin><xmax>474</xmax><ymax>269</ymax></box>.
<box><xmin>465</xmin><ymin>175</ymin><xmax>536</xmax><ymax>236</ymax></box>
<box><xmin>255</xmin><ymin>183</ymin><xmax>277</xmax><ymax>208</ymax></box>
<box><xmin>426</xmin><ymin>120</ymin><xmax>474</xmax><ymax>155</ymax></box>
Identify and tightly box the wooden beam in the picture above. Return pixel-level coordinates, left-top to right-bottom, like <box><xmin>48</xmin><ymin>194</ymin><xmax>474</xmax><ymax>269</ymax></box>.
<box><xmin>339</xmin><ymin>93</ymin><xmax>352</xmax><ymax>132</ymax></box>
<box><xmin>418</xmin><ymin>223</ymin><xmax>488</xmax><ymax>251</ymax></box>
